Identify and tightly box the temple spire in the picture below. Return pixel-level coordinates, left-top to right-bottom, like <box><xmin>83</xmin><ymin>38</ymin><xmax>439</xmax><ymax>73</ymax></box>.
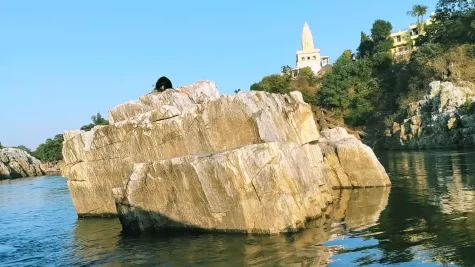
<box><xmin>301</xmin><ymin>21</ymin><xmax>315</xmax><ymax>51</ymax></box>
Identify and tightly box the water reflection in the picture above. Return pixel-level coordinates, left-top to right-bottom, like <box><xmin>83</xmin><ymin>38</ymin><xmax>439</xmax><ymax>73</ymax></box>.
<box><xmin>67</xmin><ymin>187</ymin><xmax>389</xmax><ymax>266</ymax></box>
<box><xmin>337</xmin><ymin>149</ymin><xmax>475</xmax><ymax>266</ymax></box>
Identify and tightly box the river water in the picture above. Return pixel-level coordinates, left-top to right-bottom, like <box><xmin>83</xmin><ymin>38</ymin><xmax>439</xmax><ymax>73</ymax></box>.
<box><xmin>1</xmin><ymin>150</ymin><xmax>475</xmax><ymax>266</ymax></box>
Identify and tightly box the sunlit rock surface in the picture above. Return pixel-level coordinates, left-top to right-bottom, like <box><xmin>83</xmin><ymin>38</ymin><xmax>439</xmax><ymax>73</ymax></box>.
<box><xmin>62</xmin><ymin>80</ymin><xmax>390</xmax><ymax>233</ymax></box>
<box><xmin>0</xmin><ymin>148</ymin><xmax>44</xmax><ymax>179</ymax></box>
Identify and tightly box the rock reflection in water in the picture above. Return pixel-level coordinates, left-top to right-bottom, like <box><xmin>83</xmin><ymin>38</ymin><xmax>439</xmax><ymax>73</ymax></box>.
<box><xmin>362</xmin><ymin>150</ymin><xmax>475</xmax><ymax>266</ymax></box>
<box><xmin>68</xmin><ymin>187</ymin><xmax>389</xmax><ymax>266</ymax></box>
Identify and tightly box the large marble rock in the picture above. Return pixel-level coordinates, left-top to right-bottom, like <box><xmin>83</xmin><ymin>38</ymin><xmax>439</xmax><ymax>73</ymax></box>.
<box><xmin>0</xmin><ymin>148</ymin><xmax>45</xmax><ymax>179</ymax></box>
<box><xmin>113</xmin><ymin>142</ymin><xmax>334</xmax><ymax>234</ymax></box>
<box><xmin>62</xmin><ymin>81</ymin><xmax>321</xmax><ymax>217</ymax></box>
<box><xmin>319</xmin><ymin>128</ymin><xmax>391</xmax><ymax>188</ymax></box>
<box><xmin>61</xmin><ymin>80</ymin><xmax>391</xmax><ymax>234</ymax></box>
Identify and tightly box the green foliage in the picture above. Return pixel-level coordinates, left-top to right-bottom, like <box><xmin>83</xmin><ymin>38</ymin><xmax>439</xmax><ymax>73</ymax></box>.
<box><xmin>371</xmin><ymin>20</ymin><xmax>393</xmax><ymax>44</ymax></box>
<box><xmin>250</xmin><ymin>67</ymin><xmax>320</xmax><ymax>105</ymax></box>
<box><xmin>33</xmin><ymin>134</ymin><xmax>64</xmax><ymax>162</ymax></box>
<box><xmin>297</xmin><ymin>67</ymin><xmax>318</xmax><ymax>86</ymax></box>
<box><xmin>0</xmin><ymin>142</ymin><xmax>3</xmax><ymax>149</ymax></box>
<box><xmin>459</xmin><ymin>97</ymin><xmax>474</xmax><ymax>114</ymax></box>
<box><xmin>407</xmin><ymin>4</ymin><xmax>429</xmax><ymax>32</ymax></box>
<box><xmin>281</xmin><ymin>65</ymin><xmax>292</xmax><ymax>72</ymax></box>
<box><xmin>80</xmin><ymin>112</ymin><xmax>109</xmax><ymax>131</ymax></box>
<box><xmin>357</xmin><ymin>32</ymin><xmax>374</xmax><ymax>58</ymax></box>
<box><xmin>318</xmin><ymin>50</ymin><xmax>380</xmax><ymax>126</ymax></box>
<box><xmin>33</xmin><ymin>113</ymin><xmax>110</xmax><ymax>162</ymax></box>
<box><xmin>318</xmin><ymin>50</ymin><xmax>353</xmax><ymax>109</ymax></box>
<box><xmin>250</xmin><ymin>0</ymin><xmax>475</xmax><ymax>131</ymax></box>
<box><xmin>318</xmin><ymin>20</ymin><xmax>393</xmax><ymax>127</ymax></box>
<box><xmin>419</xmin><ymin>0</ymin><xmax>475</xmax><ymax>46</ymax></box>
<box><xmin>234</xmin><ymin>89</ymin><xmax>241</xmax><ymax>93</ymax></box>
<box><xmin>250</xmin><ymin>74</ymin><xmax>291</xmax><ymax>94</ymax></box>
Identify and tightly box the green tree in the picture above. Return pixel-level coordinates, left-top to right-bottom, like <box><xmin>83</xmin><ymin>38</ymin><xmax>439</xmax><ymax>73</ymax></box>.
<box><xmin>33</xmin><ymin>134</ymin><xmax>64</xmax><ymax>162</ymax></box>
<box><xmin>357</xmin><ymin>32</ymin><xmax>374</xmax><ymax>58</ymax></box>
<box><xmin>318</xmin><ymin>50</ymin><xmax>380</xmax><ymax>126</ymax></box>
<box><xmin>81</xmin><ymin>112</ymin><xmax>109</xmax><ymax>131</ymax></box>
<box><xmin>250</xmin><ymin>67</ymin><xmax>321</xmax><ymax>105</ymax></box>
<box><xmin>356</xmin><ymin>20</ymin><xmax>394</xmax><ymax>59</ymax></box>
<box><xmin>249</xmin><ymin>74</ymin><xmax>291</xmax><ymax>94</ymax></box>
<box><xmin>317</xmin><ymin>50</ymin><xmax>353</xmax><ymax>110</ymax></box>
<box><xmin>0</xmin><ymin>142</ymin><xmax>3</xmax><ymax>149</ymax></box>
<box><xmin>407</xmin><ymin>4</ymin><xmax>429</xmax><ymax>32</ymax></box>
<box><xmin>371</xmin><ymin>20</ymin><xmax>393</xmax><ymax>44</ymax></box>
<box><xmin>419</xmin><ymin>0</ymin><xmax>475</xmax><ymax>46</ymax></box>
<box><xmin>281</xmin><ymin>65</ymin><xmax>292</xmax><ymax>73</ymax></box>
<box><xmin>296</xmin><ymin>67</ymin><xmax>317</xmax><ymax>86</ymax></box>
<box><xmin>234</xmin><ymin>88</ymin><xmax>241</xmax><ymax>94</ymax></box>
<box><xmin>371</xmin><ymin>20</ymin><xmax>394</xmax><ymax>55</ymax></box>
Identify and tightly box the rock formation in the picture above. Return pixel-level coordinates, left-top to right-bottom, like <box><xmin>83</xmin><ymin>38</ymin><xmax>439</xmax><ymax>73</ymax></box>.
<box><xmin>61</xmin><ymin>80</ymin><xmax>390</xmax><ymax>234</ymax></box>
<box><xmin>0</xmin><ymin>148</ymin><xmax>45</xmax><ymax>179</ymax></box>
<box><xmin>380</xmin><ymin>81</ymin><xmax>475</xmax><ymax>149</ymax></box>
<box><xmin>40</xmin><ymin>160</ymin><xmax>63</xmax><ymax>175</ymax></box>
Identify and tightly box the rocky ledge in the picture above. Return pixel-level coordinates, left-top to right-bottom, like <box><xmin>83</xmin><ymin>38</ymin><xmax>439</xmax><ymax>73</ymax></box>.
<box><xmin>0</xmin><ymin>148</ymin><xmax>45</xmax><ymax>179</ymax></box>
<box><xmin>62</xmin><ymin>80</ymin><xmax>390</xmax><ymax>234</ymax></box>
<box><xmin>380</xmin><ymin>81</ymin><xmax>475</xmax><ymax>149</ymax></box>
<box><xmin>40</xmin><ymin>160</ymin><xmax>63</xmax><ymax>175</ymax></box>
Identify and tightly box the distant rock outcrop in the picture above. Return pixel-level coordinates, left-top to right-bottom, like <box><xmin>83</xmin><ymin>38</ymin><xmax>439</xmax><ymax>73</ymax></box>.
<box><xmin>40</xmin><ymin>160</ymin><xmax>63</xmax><ymax>175</ymax></box>
<box><xmin>0</xmin><ymin>148</ymin><xmax>45</xmax><ymax>179</ymax></box>
<box><xmin>380</xmin><ymin>81</ymin><xmax>475</xmax><ymax>149</ymax></box>
<box><xmin>62</xmin><ymin>80</ymin><xmax>390</xmax><ymax>234</ymax></box>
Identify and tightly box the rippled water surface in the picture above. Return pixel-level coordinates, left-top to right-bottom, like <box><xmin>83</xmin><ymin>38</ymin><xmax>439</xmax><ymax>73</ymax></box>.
<box><xmin>1</xmin><ymin>150</ymin><xmax>475</xmax><ymax>266</ymax></box>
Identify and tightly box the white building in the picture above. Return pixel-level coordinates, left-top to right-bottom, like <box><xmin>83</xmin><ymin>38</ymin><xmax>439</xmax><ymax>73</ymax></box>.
<box><xmin>281</xmin><ymin>22</ymin><xmax>329</xmax><ymax>77</ymax></box>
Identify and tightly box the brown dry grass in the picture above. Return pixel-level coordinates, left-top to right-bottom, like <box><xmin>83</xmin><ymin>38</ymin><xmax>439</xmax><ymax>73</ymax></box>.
<box><xmin>428</xmin><ymin>44</ymin><xmax>475</xmax><ymax>83</ymax></box>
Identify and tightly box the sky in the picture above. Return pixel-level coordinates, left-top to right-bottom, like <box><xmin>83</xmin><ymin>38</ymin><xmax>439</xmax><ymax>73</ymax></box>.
<box><xmin>0</xmin><ymin>0</ymin><xmax>438</xmax><ymax>149</ymax></box>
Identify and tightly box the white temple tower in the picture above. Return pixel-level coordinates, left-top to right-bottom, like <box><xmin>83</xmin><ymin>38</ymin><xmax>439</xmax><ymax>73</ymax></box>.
<box><xmin>295</xmin><ymin>22</ymin><xmax>329</xmax><ymax>75</ymax></box>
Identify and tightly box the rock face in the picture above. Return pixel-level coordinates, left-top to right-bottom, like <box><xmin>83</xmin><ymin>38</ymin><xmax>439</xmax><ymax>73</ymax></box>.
<box><xmin>61</xmin><ymin>80</ymin><xmax>390</xmax><ymax>233</ymax></box>
<box><xmin>40</xmin><ymin>160</ymin><xmax>63</xmax><ymax>175</ymax></box>
<box><xmin>0</xmin><ymin>148</ymin><xmax>45</xmax><ymax>179</ymax></box>
<box><xmin>381</xmin><ymin>81</ymin><xmax>475</xmax><ymax>149</ymax></box>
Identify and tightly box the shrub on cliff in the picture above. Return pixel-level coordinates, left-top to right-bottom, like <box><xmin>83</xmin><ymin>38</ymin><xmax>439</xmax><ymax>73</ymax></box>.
<box><xmin>249</xmin><ymin>66</ymin><xmax>323</xmax><ymax>105</ymax></box>
<box><xmin>80</xmin><ymin>112</ymin><xmax>109</xmax><ymax>131</ymax></box>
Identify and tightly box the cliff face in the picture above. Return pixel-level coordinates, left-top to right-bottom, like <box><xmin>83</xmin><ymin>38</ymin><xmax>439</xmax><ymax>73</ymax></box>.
<box><xmin>381</xmin><ymin>81</ymin><xmax>475</xmax><ymax>149</ymax></box>
<box><xmin>0</xmin><ymin>148</ymin><xmax>45</xmax><ymax>179</ymax></box>
<box><xmin>62</xmin><ymin>80</ymin><xmax>390</xmax><ymax>233</ymax></box>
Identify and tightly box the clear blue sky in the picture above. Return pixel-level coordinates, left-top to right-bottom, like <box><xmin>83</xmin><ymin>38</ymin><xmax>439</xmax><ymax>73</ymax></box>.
<box><xmin>1</xmin><ymin>0</ymin><xmax>438</xmax><ymax>149</ymax></box>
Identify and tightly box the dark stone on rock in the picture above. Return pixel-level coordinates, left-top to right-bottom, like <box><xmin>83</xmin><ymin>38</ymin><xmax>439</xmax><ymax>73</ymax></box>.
<box><xmin>154</xmin><ymin>76</ymin><xmax>173</xmax><ymax>92</ymax></box>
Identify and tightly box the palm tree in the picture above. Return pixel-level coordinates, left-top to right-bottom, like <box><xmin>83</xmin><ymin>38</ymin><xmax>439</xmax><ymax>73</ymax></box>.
<box><xmin>407</xmin><ymin>4</ymin><xmax>429</xmax><ymax>33</ymax></box>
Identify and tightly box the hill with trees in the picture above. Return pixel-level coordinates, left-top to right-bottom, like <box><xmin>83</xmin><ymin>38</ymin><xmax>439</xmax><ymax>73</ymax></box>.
<box><xmin>249</xmin><ymin>0</ymin><xmax>475</xmax><ymax>140</ymax></box>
